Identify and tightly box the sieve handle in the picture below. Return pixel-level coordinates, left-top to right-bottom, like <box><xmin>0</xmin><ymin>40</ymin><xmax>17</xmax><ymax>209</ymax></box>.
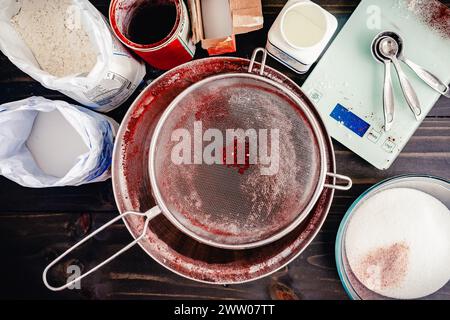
<box><xmin>324</xmin><ymin>173</ymin><xmax>353</xmax><ymax>191</ymax></box>
<box><xmin>248</xmin><ymin>47</ymin><xmax>267</xmax><ymax>75</ymax></box>
<box><xmin>42</xmin><ymin>206</ymin><xmax>162</xmax><ymax>291</ymax></box>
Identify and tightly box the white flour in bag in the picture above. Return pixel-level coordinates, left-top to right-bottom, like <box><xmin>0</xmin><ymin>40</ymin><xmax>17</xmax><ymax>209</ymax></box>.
<box><xmin>11</xmin><ymin>0</ymin><xmax>97</xmax><ymax>77</ymax></box>
<box><xmin>26</xmin><ymin>110</ymin><xmax>89</xmax><ymax>178</ymax></box>
<box><xmin>0</xmin><ymin>0</ymin><xmax>146</xmax><ymax>111</ymax></box>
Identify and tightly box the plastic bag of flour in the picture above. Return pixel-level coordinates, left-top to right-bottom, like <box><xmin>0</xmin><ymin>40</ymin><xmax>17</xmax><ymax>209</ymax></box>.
<box><xmin>0</xmin><ymin>0</ymin><xmax>146</xmax><ymax>112</ymax></box>
<box><xmin>0</xmin><ymin>97</ymin><xmax>119</xmax><ymax>188</ymax></box>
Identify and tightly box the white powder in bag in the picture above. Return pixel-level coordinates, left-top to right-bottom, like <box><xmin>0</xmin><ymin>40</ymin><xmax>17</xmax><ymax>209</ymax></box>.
<box><xmin>26</xmin><ymin>110</ymin><xmax>89</xmax><ymax>178</ymax></box>
<box><xmin>11</xmin><ymin>0</ymin><xmax>97</xmax><ymax>77</ymax></box>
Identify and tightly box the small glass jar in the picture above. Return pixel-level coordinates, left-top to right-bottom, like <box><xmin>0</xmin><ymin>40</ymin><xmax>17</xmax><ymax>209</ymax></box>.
<box><xmin>266</xmin><ymin>0</ymin><xmax>337</xmax><ymax>73</ymax></box>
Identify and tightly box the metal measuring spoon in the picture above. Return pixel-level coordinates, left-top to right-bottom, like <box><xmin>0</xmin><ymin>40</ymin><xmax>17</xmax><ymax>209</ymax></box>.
<box><xmin>397</xmin><ymin>48</ymin><xmax>449</xmax><ymax>98</ymax></box>
<box><xmin>371</xmin><ymin>36</ymin><xmax>395</xmax><ymax>131</ymax></box>
<box><xmin>379</xmin><ymin>37</ymin><xmax>422</xmax><ymax>119</ymax></box>
<box><xmin>380</xmin><ymin>31</ymin><xmax>449</xmax><ymax>98</ymax></box>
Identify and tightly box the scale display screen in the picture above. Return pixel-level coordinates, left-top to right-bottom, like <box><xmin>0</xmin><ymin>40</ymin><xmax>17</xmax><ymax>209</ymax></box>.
<box><xmin>330</xmin><ymin>103</ymin><xmax>370</xmax><ymax>137</ymax></box>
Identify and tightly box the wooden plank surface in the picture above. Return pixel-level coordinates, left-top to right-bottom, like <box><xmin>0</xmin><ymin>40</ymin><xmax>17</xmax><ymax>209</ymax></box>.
<box><xmin>0</xmin><ymin>0</ymin><xmax>449</xmax><ymax>300</ymax></box>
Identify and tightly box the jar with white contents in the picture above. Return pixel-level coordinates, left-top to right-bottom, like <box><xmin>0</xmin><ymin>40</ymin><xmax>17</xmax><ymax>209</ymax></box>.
<box><xmin>266</xmin><ymin>0</ymin><xmax>338</xmax><ymax>73</ymax></box>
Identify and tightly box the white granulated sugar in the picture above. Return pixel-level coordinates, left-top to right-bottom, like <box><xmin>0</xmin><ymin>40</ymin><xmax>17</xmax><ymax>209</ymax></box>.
<box><xmin>11</xmin><ymin>0</ymin><xmax>97</xmax><ymax>77</ymax></box>
<box><xmin>345</xmin><ymin>188</ymin><xmax>450</xmax><ymax>299</ymax></box>
<box><xmin>26</xmin><ymin>110</ymin><xmax>89</xmax><ymax>178</ymax></box>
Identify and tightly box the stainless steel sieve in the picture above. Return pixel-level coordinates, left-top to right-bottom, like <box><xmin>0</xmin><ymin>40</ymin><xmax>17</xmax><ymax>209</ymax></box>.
<box><xmin>43</xmin><ymin>48</ymin><xmax>352</xmax><ymax>291</ymax></box>
<box><xmin>147</xmin><ymin>49</ymin><xmax>351</xmax><ymax>249</ymax></box>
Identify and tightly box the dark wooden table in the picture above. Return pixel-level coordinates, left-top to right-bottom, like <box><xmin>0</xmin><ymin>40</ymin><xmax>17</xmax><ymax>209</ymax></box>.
<box><xmin>0</xmin><ymin>0</ymin><xmax>449</xmax><ymax>300</ymax></box>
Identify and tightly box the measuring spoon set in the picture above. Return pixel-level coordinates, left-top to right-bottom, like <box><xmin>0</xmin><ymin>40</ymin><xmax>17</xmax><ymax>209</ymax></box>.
<box><xmin>371</xmin><ymin>31</ymin><xmax>449</xmax><ymax>131</ymax></box>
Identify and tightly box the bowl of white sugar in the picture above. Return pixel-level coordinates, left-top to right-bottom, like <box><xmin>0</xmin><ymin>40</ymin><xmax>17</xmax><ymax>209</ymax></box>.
<box><xmin>336</xmin><ymin>175</ymin><xmax>450</xmax><ymax>300</ymax></box>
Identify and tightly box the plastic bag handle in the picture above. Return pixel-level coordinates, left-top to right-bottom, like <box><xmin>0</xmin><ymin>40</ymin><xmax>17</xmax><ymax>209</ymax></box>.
<box><xmin>42</xmin><ymin>206</ymin><xmax>161</xmax><ymax>291</ymax></box>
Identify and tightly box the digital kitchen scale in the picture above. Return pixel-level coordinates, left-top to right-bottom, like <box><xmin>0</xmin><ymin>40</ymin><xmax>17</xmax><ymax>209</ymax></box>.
<box><xmin>302</xmin><ymin>0</ymin><xmax>450</xmax><ymax>169</ymax></box>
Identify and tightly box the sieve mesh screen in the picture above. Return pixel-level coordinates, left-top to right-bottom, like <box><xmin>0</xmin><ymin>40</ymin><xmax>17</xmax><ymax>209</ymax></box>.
<box><xmin>152</xmin><ymin>75</ymin><xmax>322</xmax><ymax>246</ymax></box>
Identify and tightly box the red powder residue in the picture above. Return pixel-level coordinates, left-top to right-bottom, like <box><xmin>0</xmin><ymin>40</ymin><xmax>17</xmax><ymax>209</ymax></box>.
<box><xmin>180</xmin><ymin>212</ymin><xmax>237</xmax><ymax>237</ymax></box>
<box><xmin>405</xmin><ymin>0</ymin><xmax>450</xmax><ymax>38</ymax></box>
<box><xmin>222</xmin><ymin>137</ymin><xmax>251</xmax><ymax>175</ymax></box>
<box><xmin>355</xmin><ymin>242</ymin><xmax>410</xmax><ymax>291</ymax></box>
<box><xmin>194</xmin><ymin>101</ymin><xmax>229</xmax><ymax>122</ymax></box>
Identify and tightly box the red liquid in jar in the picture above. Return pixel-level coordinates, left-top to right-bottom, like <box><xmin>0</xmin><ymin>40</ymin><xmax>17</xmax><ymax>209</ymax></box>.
<box><xmin>127</xmin><ymin>2</ymin><xmax>177</xmax><ymax>45</ymax></box>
